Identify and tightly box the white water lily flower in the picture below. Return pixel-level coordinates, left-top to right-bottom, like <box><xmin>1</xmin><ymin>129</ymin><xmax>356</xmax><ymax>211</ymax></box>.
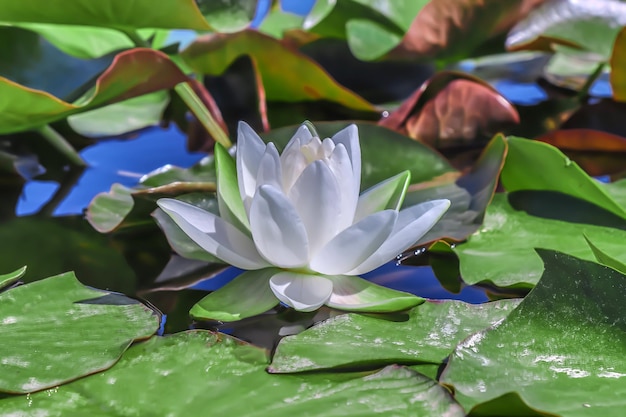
<box><xmin>158</xmin><ymin>122</ymin><xmax>450</xmax><ymax>314</ymax></box>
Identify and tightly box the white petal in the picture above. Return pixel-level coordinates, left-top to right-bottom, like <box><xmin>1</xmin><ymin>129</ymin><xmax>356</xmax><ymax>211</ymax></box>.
<box><xmin>256</xmin><ymin>143</ymin><xmax>283</xmax><ymax>190</ymax></box>
<box><xmin>236</xmin><ymin>121</ymin><xmax>267</xmax><ymax>214</ymax></box>
<box><xmin>288</xmin><ymin>160</ymin><xmax>342</xmax><ymax>255</ymax></box>
<box><xmin>269</xmin><ymin>271</ymin><xmax>333</xmax><ymax>312</ymax></box>
<box><xmin>347</xmin><ymin>199</ymin><xmax>451</xmax><ymax>275</ymax></box>
<box><xmin>354</xmin><ymin>171</ymin><xmax>411</xmax><ymax>223</ymax></box>
<box><xmin>157</xmin><ymin>198</ymin><xmax>270</xmax><ymax>270</ymax></box>
<box><xmin>331</xmin><ymin>124</ymin><xmax>360</xmax><ymax>191</ymax></box>
<box><xmin>327</xmin><ymin>143</ymin><xmax>358</xmax><ymax>229</ymax></box>
<box><xmin>249</xmin><ymin>185</ymin><xmax>310</xmax><ymax>268</ymax></box>
<box><xmin>310</xmin><ymin>210</ymin><xmax>397</xmax><ymax>275</ymax></box>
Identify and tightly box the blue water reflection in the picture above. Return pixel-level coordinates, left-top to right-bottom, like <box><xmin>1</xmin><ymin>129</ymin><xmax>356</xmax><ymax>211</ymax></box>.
<box><xmin>191</xmin><ymin>262</ymin><xmax>488</xmax><ymax>304</ymax></box>
<box><xmin>16</xmin><ymin>126</ymin><xmax>205</xmax><ymax>216</ymax></box>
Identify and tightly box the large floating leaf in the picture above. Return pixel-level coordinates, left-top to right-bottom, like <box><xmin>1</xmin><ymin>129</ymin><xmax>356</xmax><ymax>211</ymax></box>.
<box><xmin>0</xmin><ymin>272</ymin><xmax>159</xmax><ymax>394</ymax></box>
<box><xmin>181</xmin><ymin>30</ymin><xmax>375</xmax><ymax>111</ymax></box>
<box><xmin>270</xmin><ymin>299</ymin><xmax>520</xmax><ymax>373</ymax></box>
<box><xmin>0</xmin><ymin>48</ymin><xmax>189</xmax><ymax>134</ymax></box>
<box><xmin>442</xmin><ymin>250</ymin><xmax>626</xmax><ymax>416</ymax></box>
<box><xmin>0</xmin><ymin>0</ymin><xmax>211</xmax><ymax>31</ymax></box>
<box><xmin>263</xmin><ymin>121</ymin><xmax>455</xmax><ymax>190</ymax></box>
<box><xmin>454</xmin><ymin>193</ymin><xmax>626</xmax><ymax>287</ymax></box>
<box><xmin>501</xmin><ymin>137</ymin><xmax>626</xmax><ymax>219</ymax></box>
<box><xmin>506</xmin><ymin>0</ymin><xmax>626</xmax><ymax>58</ymax></box>
<box><xmin>0</xmin><ymin>331</ymin><xmax>465</xmax><ymax>416</ymax></box>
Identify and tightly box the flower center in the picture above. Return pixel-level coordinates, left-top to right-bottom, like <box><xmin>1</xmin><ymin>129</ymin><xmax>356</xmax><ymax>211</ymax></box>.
<box><xmin>299</xmin><ymin>137</ymin><xmax>335</xmax><ymax>165</ymax></box>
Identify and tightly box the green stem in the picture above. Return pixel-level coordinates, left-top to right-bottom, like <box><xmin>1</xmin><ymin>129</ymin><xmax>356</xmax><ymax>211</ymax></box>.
<box><xmin>578</xmin><ymin>62</ymin><xmax>606</xmax><ymax>100</ymax></box>
<box><xmin>122</xmin><ymin>29</ymin><xmax>232</xmax><ymax>149</ymax></box>
<box><xmin>37</xmin><ymin>125</ymin><xmax>85</xmax><ymax>166</ymax></box>
<box><xmin>174</xmin><ymin>82</ymin><xmax>232</xmax><ymax>148</ymax></box>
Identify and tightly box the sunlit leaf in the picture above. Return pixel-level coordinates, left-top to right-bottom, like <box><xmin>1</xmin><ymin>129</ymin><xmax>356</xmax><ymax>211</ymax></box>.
<box><xmin>442</xmin><ymin>250</ymin><xmax>626</xmax><ymax>415</ymax></box>
<box><xmin>0</xmin><ymin>272</ymin><xmax>159</xmax><ymax>393</ymax></box>
<box><xmin>454</xmin><ymin>193</ymin><xmax>626</xmax><ymax>287</ymax></box>
<box><xmin>0</xmin><ymin>0</ymin><xmax>211</xmax><ymax>31</ymax></box>
<box><xmin>270</xmin><ymin>299</ymin><xmax>520</xmax><ymax>373</ymax></box>
<box><xmin>0</xmin><ymin>48</ymin><xmax>189</xmax><ymax>134</ymax></box>
<box><xmin>380</xmin><ymin>72</ymin><xmax>518</xmax><ymax>148</ymax></box>
<box><xmin>0</xmin><ymin>266</ymin><xmax>26</xmax><ymax>291</ymax></box>
<box><xmin>0</xmin><ymin>331</ymin><xmax>465</xmax><ymax>416</ymax></box>
<box><xmin>501</xmin><ymin>136</ymin><xmax>626</xmax><ymax>219</ymax></box>
<box><xmin>506</xmin><ymin>0</ymin><xmax>626</xmax><ymax>58</ymax></box>
<box><xmin>181</xmin><ymin>30</ymin><xmax>375</xmax><ymax>111</ymax></box>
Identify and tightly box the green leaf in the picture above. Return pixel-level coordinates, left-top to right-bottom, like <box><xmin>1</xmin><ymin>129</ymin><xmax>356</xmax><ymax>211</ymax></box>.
<box><xmin>0</xmin><ymin>331</ymin><xmax>465</xmax><ymax>416</ymax></box>
<box><xmin>454</xmin><ymin>193</ymin><xmax>626</xmax><ymax>288</ymax></box>
<box><xmin>190</xmin><ymin>269</ymin><xmax>279</xmax><ymax>322</ymax></box>
<box><xmin>86</xmin><ymin>184</ymin><xmax>135</xmax><ymax>233</ymax></box>
<box><xmin>326</xmin><ymin>274</ymin><xmax>424</xmax><ymax>313</ymax></box>
<box><xmin>67</xmin><ymin>91</ymin><xmax>170</xmax><ymax>137</ymax></box>
<box><xmin>263</xmin><ymin>121</ymin><xmax>456</xmax><ymax>190</ymax></box>
<box><xmin>506</xmin><ymin>0</ymin><xmax>626</xmax><ymax>58</ymax></box>
<box><xmin>441</xmin><ymin>249</ymin><xmax>626</xmax><ymax>415</ymax></box>
<box><xmin>270</xmin><ymin>299</ymin><xmax>520</xmax><ymax>373</ymax></box>
<box><xmin>584</xmin><ymin>235</ymin><xmax>626</xmax><ymax>275</ymax></box>
<box><xmin>0</xmin><ymin>48</ymin><xmax>189</xmax><ymax>134</ymax></box>
<box><xmin>195</xmin><ymin>0</ymin><xmax>257</xmax><ymax>33</ymax></box>
<box><xmin>0</xmin><ymin>266</ymin><xmax>26</xmax><ymax>291</ymax></box>
<box><xmin>0</xmin><ymin>0</ymin><xmax>211</xmax><ymax>31</ymax></box>
<box><xmin>0</xmin><ymin>272</ymin><xmax>159</xmax><ymax>393</ymax></box>
<box><xmin>181</xmin><ymin>30</ymin><xmax>375</xmax><ymax>111</ymax></box>
<box><xmin>501</xmin><ymin>137</ymin><xmax>626</xmax><ymax>220</ymax></box>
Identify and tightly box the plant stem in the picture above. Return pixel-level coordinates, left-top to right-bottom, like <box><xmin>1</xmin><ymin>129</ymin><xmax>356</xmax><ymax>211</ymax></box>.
<box><xmin>578</xmin><ymin>62</ymin><xmax>606</xmax><ymax>100</ymax></box>
<box><xmin>122</xmin><ymin>29</ymin><xmax>232</xmax><ymax>149</ymax></box>
<box><xmin>174</xmin><ymin>82</ymin><xmax>232</xmax><ymax>148</ymax></box>
<box><xmin>37</xmin><ymin>125</ymin><xmax>85</xmax><ymax>166</ymax></box>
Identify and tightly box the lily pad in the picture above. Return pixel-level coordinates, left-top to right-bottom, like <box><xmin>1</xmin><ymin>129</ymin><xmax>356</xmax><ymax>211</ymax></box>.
<box><xmin>181</xmin><ymin>30</ymin><xmax>375</xmax><ymax>112</ymax></box>
<box><xmin>501</xmin><ymin>136</ymin><xmax>626</xmax><ymax>219</ymax></box>
<box><xmin>0</xmin><ymin>48</ymin><xmax>189</xmax><ymax>134</ymax></box>
<box><xmin>270</xmin><ymin>299</ymin><xmax>520</xmax><ymax>373</ymax></box>
<box><xmin>442</xmin><ymin>249</ymin><xmax>626</xmax><ymax>416</ymax></box>
<box><xmin>0</xmin><ymin>331</ymin><xmax>465</xmax><ymax>416</ymax></box>
<box><xmin>0</xmin><ymin>266</ymin><xmax>26</xmax><ymax>291</ymax></box>
<box><xmin>0</xmin><ymin>272</ymin><xmax>159</xmax><ymax>393</ymax></box>
<box><xmin>454</xmin><ymin>193</ymin><xmax>626</xmax><ymax>287</ymax></box>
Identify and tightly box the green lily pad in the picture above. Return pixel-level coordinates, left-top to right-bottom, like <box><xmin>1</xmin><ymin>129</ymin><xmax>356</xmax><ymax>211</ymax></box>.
<box><xmin>0</xmin><ymin>272</ymin><xmax>159</xmax><ymax>393</ymax></box>
<box><xmin>181</xmin><ymin>30</ymin><xmax>375</xmax><ymax>111</ymax></box>
<box><xmin>501</xmin><ymin>137</ymin><xmax>626</xmax><ymax>220</ymax></box>
<box><xmin>0</xmin><ymin>266</ymin><xmax>26</xmax><ymax>291</ymax></box>
<box><xmin>0</xmin><ymin>0</ymin><xmax>211</xmax><ymax>31</ymax></box>
<box><xmin>584</xmin><ymin>235</ymin><xmax>626</xmax><ymax>275</ymax></box>
<box><xmin>270</xmin><ymin>299</ymin><xmax>520</xmax><ymax>373</ymax></box>
<box><xmin>0</xmin><ymin>48</ymin><xmax>189</xmax><ymax>134</ymax></box>
<box><xmin>454</xmin><ymin>193</ymin><xmax>626</xmax><ymax>288</ymax></box>
<box><xmin>0</xmin><ymin>331</ymin><xmax>465</xmax><ymax>416</ymax></box>
<box><xmin>441</xmin><ymin>249</ymin><xmax>626</xmax><ymax>416</ymax></box>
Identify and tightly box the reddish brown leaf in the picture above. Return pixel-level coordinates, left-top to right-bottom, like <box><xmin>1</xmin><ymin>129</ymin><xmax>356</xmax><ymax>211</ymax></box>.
<box><xmin>537</xmin><ymin>128</ymin><xmax>626</xmax><ymax>176</ymax></box>
<box><xmin>380</xmin><ymin>72</ymin><xmax>519</xmax><ymax>148</ymax></box>
<box><xmin>390</xmin><ymin>0</ymin><xmax>546</xmax><ymax>59</ymax></box>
